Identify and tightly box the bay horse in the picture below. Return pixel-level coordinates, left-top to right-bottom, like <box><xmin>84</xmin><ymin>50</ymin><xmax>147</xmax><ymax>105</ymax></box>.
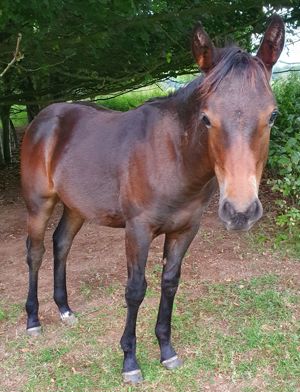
<box><xmin>21</xmin><ymin>16</ymin><xmax>284</xmax><ymax>383</ymax></box>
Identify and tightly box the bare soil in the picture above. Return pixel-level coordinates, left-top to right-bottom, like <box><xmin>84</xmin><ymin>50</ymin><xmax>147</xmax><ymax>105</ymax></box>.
<box><xmin>0</xmin><ymin>164</ymin><xmax>299</xmax><ymax>333</ymax></box>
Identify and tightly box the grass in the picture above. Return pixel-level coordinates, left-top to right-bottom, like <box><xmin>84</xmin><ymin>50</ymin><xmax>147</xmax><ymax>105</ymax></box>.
<box><xmin>10</xmin><ymin>105</ymin><xmax>28</xmax><ymax>128</ymax></box>
<box><xmin>97</xmin><ymin>84</ymin><xmax>168</xmax><ymax>111</ymax></box>
<box><xmin>246</xmin><ymin>215</ymin><xmax>300</xmax><ymax>260</ymax></box>
<box><xmin>0</xmin><ymin>301</ymin><xmax>23</xmax><ymax>323</ymax></box>
<box><xmin>0</xmin><ymin>274</ymin><xmax>299</xmax><ymax>392</ymax></box>
<box><xmin>272</xmin><ymin>230</ymin><xmax>300</xmax><ymax>259</ymax></box>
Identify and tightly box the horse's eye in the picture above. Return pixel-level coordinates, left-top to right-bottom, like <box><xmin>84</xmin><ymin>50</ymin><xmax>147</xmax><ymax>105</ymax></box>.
<box><xmin>200</xmin><ymin>113</ymin><xmax>211</xmax><ymax>128</ymax></box>
<box><xmin>269</xmin><ymin>110</ymin><xmax>278</xmax><ymax>126</ymax></box>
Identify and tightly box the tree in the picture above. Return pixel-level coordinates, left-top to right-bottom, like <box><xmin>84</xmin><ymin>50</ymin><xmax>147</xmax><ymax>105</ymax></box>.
<box><xmin>0</xmin><ymin>0</ymin><xmax>299</xmax><ymax>164</ymax></box>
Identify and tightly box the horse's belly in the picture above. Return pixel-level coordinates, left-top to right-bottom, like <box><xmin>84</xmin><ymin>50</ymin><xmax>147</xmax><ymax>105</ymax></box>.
<box><xmin>55</xmin><ymin>174</ymin><xmax>125</xmax><ymax>227</ymax></box>
<box><xmin>91</xmin><ymin>209</ymin><xmax>125</xmax><ymax>228</ymax></box>
<box><xmin>60</xmin><ymin>191</ymin><xmax>125</xmax><ymax>227</ymax></box>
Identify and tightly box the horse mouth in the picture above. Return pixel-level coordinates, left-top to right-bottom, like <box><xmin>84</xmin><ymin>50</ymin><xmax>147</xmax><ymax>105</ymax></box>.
<box><xmin>221</xmin><ymin>212</ymin><xmax>262</xmax><ymax>232</ymax></box>
<box><xmin>223</xmin><ymin>220</ymin><xmax>256</xmax><ymax>232</ymax></box>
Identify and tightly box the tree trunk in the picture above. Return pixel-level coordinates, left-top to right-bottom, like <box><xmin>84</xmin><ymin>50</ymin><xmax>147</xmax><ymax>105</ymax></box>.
<box><xmin>25</xmin><ymin>77</ymin><xmax>41</xmax><ymax>122</ymax></box>
<box><xmin>9</xmin><ymin>119</ymin><xmax>18</xmax><ymax>149</ymax></box>
<box><xmin>26</xmin><ymin>103</ymin><xmax>40</xmax><ymax>122</ymax></box>
<box><xmin>0</xmin><ymin>126</ymin><xmax>5</xmax><ymax>168</ymax></box>
<box><xmin>0</xmin><ymin>105</ymin><xmax>12</xmax><ymax>165</ymax></box>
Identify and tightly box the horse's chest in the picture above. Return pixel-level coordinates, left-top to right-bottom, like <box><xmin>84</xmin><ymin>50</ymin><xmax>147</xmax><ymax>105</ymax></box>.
<box><xmin>154</xmin><ymin>178</ymin><xmax>218</xmax><ymax>233</ymax></box>
<box><xmin>160</xmin><ymin>206</ymin><xmax>202</xmax><ymax>233</ymax></box>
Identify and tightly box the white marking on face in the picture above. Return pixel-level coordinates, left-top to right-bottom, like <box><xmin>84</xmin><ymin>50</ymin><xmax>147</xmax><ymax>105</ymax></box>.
<box><xmin>218</xmin><ymin>174</ymin><xmax>259</xmax><ymax>213</ymax></box>
<box><xmin>249</xmin><ymin>175</ymin><xmax>258</xmax><ymax>195</ymax></box>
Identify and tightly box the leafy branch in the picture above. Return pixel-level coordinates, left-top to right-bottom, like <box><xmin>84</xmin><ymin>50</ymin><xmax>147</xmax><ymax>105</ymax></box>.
<box><xmin>0</xmin><ymin>33</ymin><xmax>23</xmax><ymax>77</ymax></box>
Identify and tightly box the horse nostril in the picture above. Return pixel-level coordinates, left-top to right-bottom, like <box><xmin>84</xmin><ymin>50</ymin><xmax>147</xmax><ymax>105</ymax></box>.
<box><xmin>246</xmin><ymin>200</ymin><xmax>257</xmax><ymax>216</ymax></box>
<box><xmin>222</xmin><ymin>201</ymin><xmax>236</xmax><ymax>219</ymax></box>
<box><xmin>246</xmin><ymin>199</ymin><xmax>263</xmax><ymax>220</ymax></box>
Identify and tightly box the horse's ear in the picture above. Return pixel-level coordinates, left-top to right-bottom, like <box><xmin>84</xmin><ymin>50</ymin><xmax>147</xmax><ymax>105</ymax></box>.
<box><xmin>192</xmin><ymin>22</ymin><xmax>215</xmax><ymax>73</ymax></box>
<box><xmin>256</xmin><ymin>15</ymin><xmax>285</xmax><ymax>72</ymax></box>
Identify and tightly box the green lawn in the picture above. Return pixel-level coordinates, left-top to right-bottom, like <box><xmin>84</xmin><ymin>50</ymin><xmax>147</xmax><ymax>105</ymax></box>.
<box><xmin>1</xmin><ymin>272</ymin><xmax>299</xmax><ymax>392</ymax></box>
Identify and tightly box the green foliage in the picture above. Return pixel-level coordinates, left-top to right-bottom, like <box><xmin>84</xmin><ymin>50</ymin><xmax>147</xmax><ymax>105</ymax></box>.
<box><xmin>268</xmin><ymin>74</ymin><xmax>300</xmax><ymax>247</ymax></box>
<box><xmin>0</xmin><ymin>1</ymin><xmax>298</xmax><ymax>107</ymax></box>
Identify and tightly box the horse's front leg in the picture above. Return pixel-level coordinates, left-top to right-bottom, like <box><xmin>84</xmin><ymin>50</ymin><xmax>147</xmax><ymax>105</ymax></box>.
<box><xmin>120</xmin><ymin>220</ymin><xmax>152</xmax><ymax>384</ymax></box>
<box><xmin>155</xmin><ymin>225</ymin><xmax>199</xmax><ymax>369</ymax></box>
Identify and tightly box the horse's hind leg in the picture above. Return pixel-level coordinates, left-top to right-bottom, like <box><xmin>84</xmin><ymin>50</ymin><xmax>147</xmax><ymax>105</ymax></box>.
<box><xmin>26</xmin><ymin>196</ymin><xmax>57</xmax><ymax>336</ymax></box>
<box><xmin>52</xmin><ymin>206</ymin><xmax>83</xmax><ymax>324</ymax></box>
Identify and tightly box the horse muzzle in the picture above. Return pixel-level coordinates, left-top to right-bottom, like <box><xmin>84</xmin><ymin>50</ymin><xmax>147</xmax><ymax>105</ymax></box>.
<box><xmin>218</xmin><ymin>198</ymin><xmax>263</xmax><ymax>231</ymax></box>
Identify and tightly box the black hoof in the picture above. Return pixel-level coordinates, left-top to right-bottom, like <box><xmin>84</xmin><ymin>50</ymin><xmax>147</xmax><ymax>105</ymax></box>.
<box><xmin>26</xmin><ymin>326</ymin><xmax>42</xmax><ymax>337</ymax></box>
<box><xmin>122</xmin><ymin>369</ymin><xmax>143</xmax><ymax>384</ymax></box>
<box><xmin>161</xmin><ymin>355</ymin><xmax>183</xmax><ymax>370</ymax></box>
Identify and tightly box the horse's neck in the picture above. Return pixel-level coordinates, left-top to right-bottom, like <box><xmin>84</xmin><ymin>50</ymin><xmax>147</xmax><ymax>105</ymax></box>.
<box><xmin>149</xmin><ymin>97</ymin><xmax>214</xmax><ymax>190</ymax></box>
<box><xmin>173</xmin><ymin>93</ymin><xmax>214</xmax><ymax>186</ymax></box>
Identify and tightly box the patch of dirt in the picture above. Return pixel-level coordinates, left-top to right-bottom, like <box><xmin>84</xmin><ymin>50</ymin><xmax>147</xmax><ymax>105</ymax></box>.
<box><xmin>200</xmin><ymin>373</ymin><xmax>268</xmax><ymax>392</ymax></box>
<box><xmin>0</xmin><ymin>166</ymin><xmax>299</xmax><ymax>323</ymax></box>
